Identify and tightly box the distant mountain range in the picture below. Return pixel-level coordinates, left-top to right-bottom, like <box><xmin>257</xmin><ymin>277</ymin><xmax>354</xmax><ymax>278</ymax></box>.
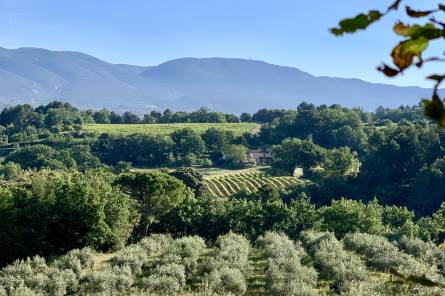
<box><xmin>0</xmin><ymin>47</ymin><xmax>438</xmax><ymax>113</ymax></box>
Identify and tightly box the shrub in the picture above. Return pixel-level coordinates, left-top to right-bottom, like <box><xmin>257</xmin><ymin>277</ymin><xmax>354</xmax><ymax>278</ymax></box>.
<box><xmin>81</xmin><ymin>265</ymin><xmax>133</xmax><ymax>294</ymax></box>
<box><xmin>53</xmin><ymin>247</ymin><xmax>95</xmax><ymax>276</ymax></box>
<box><xmin>206</xmin><ymin>267</ymin><xmax>247</xmax><ymax>295</ymax></box>
<box><xmin>141</xmin><ymin>274</ymin><xmax>181</xmax><ymax>295</ymax></box>
<box><xmin>342</xmin><ymin>280</ymin><xmax>445</xmax><ymax>296</ymax></box>
<box><xmin>138</xmin><ymin>234</ymin><xmax>173</xmax><ymax>255</ymax></box>
<box><xmin>45</xmin><ymin>269</ymin><xmax>78</xmax><ymax>296</ymax></box>
<box><xmin>111</xmin><ymin>244</ymin><xmax>148</xmax><ymax>275</ymax></box>
<box><xmin>165</xmin><ymin>236</ymin><xmax>206</xmax><ymax>273</ymax></box>
<box><xmin>396</xmin><ymin>236</ymin><xmax>437</xmax><ymax>262</ymax></box>
<box><xmin>9</xmin><ymin>285</ymin><xmax>43</xmax><ymax>296</ymax></box>
<box><xmin>257</xmin><ymin>232</ymin><xmax>305</xmax><ymax>261</ymax></box>
<box><xmin>154</xmin><ymin>263</ymin><xmax>186</xmax><ymax>287</ymax></box>
<box><xmin>212</xmin><ymin>232</ymin><xmax>250</xmax><ymax>272</ymax></box>
<box><xmin>342</xmin><ymin>232</ymin><xmax>442</xmax><ymax>285</ymax></box>
<box><xmin>201</xmin><ymin>233</ymin><xmax>250</xmax><ymax>295</ymax></box>
<box><xmin>257</xmin><ymin>232</ymin><xmax>318</xmax><ymax>296</ymax></box>
<box><xmin>304</xmin><ymin>232</ymin><xmax>367</xmax><ymax>291</ymax></box>
<box><xmin>266</xmin><ymin>260</ymin><xmax>318</xmax><ymax>296</ymax></box>
<box><xmin>0</xmin><ymin>256</ymin><xmax>78</xmax><ymax>296</ymax></box>
<box><xmin>54</xmin><ymin>257</ymin><xmax>82</xmax><ymax>278</ymax></box>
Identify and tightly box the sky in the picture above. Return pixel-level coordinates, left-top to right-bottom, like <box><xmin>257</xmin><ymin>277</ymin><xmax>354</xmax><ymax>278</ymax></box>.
<box><xmin>0</xmin><ymin>0</ymin><xmax>442</xmax><ymax>87</ymax></box>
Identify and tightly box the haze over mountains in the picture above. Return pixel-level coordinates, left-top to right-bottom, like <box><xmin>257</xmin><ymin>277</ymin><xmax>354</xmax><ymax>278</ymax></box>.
<box><xmin>0</xmin><ymin>47</ymin><xmax>436</xmax><ymax>113</ymax></box>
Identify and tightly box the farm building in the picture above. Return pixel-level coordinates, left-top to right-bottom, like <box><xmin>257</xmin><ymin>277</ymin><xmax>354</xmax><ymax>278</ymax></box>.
<box><xmin>248</xmin><ymin>148</ymin><xmax>273</xmax><ymax>165</ymax></box>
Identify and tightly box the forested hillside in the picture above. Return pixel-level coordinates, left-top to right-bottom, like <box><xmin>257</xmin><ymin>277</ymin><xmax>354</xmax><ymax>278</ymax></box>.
<box><xmin>1</xmin><ymin>101</ymin><xmax>445</xmax><ymax>295</ymax></box>
<box><xmin>0</xmin><ymin>47</ymin><xmax>438</xmax><ymax>113</ymax></box>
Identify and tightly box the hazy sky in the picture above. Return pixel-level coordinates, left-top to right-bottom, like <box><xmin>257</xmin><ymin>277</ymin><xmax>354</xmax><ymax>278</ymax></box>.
<box><xmin>0</xmin><ymin>0</ymin><xmax>441</xmax><ymax>87</ymax></box>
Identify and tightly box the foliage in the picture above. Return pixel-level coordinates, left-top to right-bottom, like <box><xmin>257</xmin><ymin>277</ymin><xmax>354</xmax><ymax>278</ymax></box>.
<box><xmin>206</xmin><ymin>267</ymin><xmax>247</xmax><ymax>295</ymax></box>
<box><xmin>171</xmin><ymin>128</ymin><xmax>206</xmax><ymax>157</ymax></box>
<box><xmin>206</xmin><ymin>232</ymin><xmax>251</xmax><ymax>273</ymax></box>
<box><xmin>5</xmin><ymin>144</ymin><xmax>97</xmax><ymax>171</ymax></box>
<box><xmin>170</xmin><ymin>167</ymin><xmax>207</xmax><ymax>197</ymax></box>
<box><xmin>81</xmin><ymin>265</ymin><xmax>134</xmax><ymax>294</ymax></box>
<box><xmin>0</xmin><ymin>256</ymin><xmax>80</xmax><ymax>296</ymax></box>
<box><xmin>53</xmin><ymin>248</ymin><xmax>95</xmax><ymax>276</ymax></box>
<box><xmin>332</xmin><ymin>1</ymin><xmax>445</xmax><ymax>126</ymax></box>
<box><xmin>203</xmin><ymin>233</ymin><xmax>250</xmax><ymax>295</ymax></box>
<box><xmin>0</xmin><ymin>170</ymin><xmax>138</xmax><ymax>266</ymax></box>
<box><xmin>320</xmin><ymin>198</ymin><xmax>385</xmax><ymax>238</ymax></box>
<box><xmin>164</xmin><ymin>236</ymin><xmax>207</xmax><ymax>273</ymax></box>
<box><xmin>116</xmin><ymin>171</ymin><xmax>188</xmax><ymax>237</ymax></box>
<box><xmin>222</xmin><ymin>144</ymin><xmax>247</xmax><ymax>165</ymax></box>
<box><xmin>111</xmin><ymin>245</ymin><xmax>148</xmax><ymax>275</ymax></box>
<box><xmin>301</xmin><ymin>231</ymin><xmax>368</xmax><ymax>292</ymax></box>
<box><xmin>257</xmin><ymin>232</ymin><xmax>319</xmax><ymax>296</ymax></box>
<box><xmin>342</xmin><ymin>232</ymin><xmax>436</xmax><ymax>281</ymax></box>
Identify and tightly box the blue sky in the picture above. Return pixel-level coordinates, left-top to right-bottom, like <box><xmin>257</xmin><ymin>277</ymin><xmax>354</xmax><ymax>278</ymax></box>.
<box><xmin>0</xmin><ymin>0</ymin><xmax>441</xmax><ymax>87</ymax></box>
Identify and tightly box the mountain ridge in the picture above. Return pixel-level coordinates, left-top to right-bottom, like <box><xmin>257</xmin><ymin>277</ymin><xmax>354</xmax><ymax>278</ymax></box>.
<box><xmin>0</xmin><ymin>47</ymin><xmax>436</xmax><ymax>113</ymax></box>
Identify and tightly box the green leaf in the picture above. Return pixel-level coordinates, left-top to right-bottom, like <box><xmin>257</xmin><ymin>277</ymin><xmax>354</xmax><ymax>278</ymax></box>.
<box><xmin>391</xmin><ymin>37</ymin><xmax>429</xmax><ymax>70</ymax></box>
<box><xmin>331</xmin><ymin>10</ymin><xmax>383</xmax><ymax>36</ymax></box>
<box><xmin>393</xmin><ymin>22</ymin><xmax>443</xmax><ymax>40</ymax></box>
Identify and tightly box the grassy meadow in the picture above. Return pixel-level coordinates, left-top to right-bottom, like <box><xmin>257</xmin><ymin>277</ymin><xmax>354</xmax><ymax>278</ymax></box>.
<box><xmin>83</xmin><ymin>122</ymin><xmax>260</xmax><ymax>136</ymax></box>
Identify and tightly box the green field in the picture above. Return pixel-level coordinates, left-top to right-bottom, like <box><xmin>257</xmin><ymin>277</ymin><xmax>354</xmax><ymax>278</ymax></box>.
<box><xmin>203</xmin><ymin>168</ymin><xmax>303</xmax><ymax>197</ymax></box>
<box><xmin>83</xmin><ymin>122</ymin><xmax>260</xmax><ymax>136</ymax></box>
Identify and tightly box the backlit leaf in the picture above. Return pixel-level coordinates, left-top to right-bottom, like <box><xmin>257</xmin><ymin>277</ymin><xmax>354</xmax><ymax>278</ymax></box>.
<box><xmin>393</xmin><ymin>22</ymin><xmax>443</xmax><ymax>39</ymax></box>
<box><xmin>391</xmin><ymin>37</ymin><xmax>429</xmax><ymax>70</ymax></box>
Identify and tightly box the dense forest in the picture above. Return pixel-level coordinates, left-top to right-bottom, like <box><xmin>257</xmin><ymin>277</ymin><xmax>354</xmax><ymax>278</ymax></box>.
<box><xmin>1</xmin><ymin>101</ymin><xmax>445</xmax><ymax>295</ymax></box>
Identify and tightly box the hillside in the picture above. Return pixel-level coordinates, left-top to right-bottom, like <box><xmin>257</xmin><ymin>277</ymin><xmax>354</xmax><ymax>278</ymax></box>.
<box><xmin>2</xmin><ymin>232</ymin><xmax>444</xmax><ymax>295</ymax></box>
<box><xmin>0</xmin><ymin>47</ymin><xmax>438</xmax><ymax>113</ymax></box>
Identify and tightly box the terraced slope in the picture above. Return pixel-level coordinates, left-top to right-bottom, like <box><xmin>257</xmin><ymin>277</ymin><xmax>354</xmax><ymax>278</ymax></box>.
<box><xmin>204</xmin><ymin>169</ymin><xmax>302</xmax><ymax>197</ymax></box>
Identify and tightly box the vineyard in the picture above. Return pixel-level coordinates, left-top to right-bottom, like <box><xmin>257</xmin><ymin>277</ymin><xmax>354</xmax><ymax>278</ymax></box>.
<box><xmin>2</xmin><ymin>231</ymin><xmax>444</xmax><ymax>295</ymax></box>
<box><xmin>83</xmin><ymin>122</ymin><xmax>260</xmax><ymax>136</ymax></box>
<box><xmin>204</xmin><ymin>169</ymin><xmax>303</xmax><ymax>197</ymax></box>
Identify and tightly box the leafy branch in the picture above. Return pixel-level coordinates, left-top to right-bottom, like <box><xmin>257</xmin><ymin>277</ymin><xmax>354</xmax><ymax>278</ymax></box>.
<box><xmin>332</xmin><ymin>0</ymin><xmax>445</xmax><ymax>126</ymax></box>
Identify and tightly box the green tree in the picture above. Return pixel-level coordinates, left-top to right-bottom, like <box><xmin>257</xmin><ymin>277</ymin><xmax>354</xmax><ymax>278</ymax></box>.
<box><xmin>171</xmin><ymin>128</ymin><xmax>206</xmax><ymax>157</ymax></box>
<box><xmin>318</xmin><ymin>147</ymin><xmax>361</xmax><ymax>178</ymax></box>
<box><xmin>0</xmin><ymin>170</ymin><xmax>138</xmax><ymax>265</ymax></box>
<box><xmin>272</xmin><ymin>137</ymin><xmax>325</xmax><ymax>175</ymax></box>
<box><xmin>240</xmin><ymin>112</ymin><xmax>252</xmax><ymax>122</ymax></box>
<box><xmin>222</xmin><ymin>144</ymin><xmax>247</xmax><ymax>165</ymax></box>
<box><xmin>321</xmin><ymin>198</ymin><xmax>385</xmax><ymax>238</ymax></box>
<box><xmin>170</xmin><ymin>167</ymin><xmax>207</xmax><ymax>197</ymax></box>
<box><xmin>93</xmin><ymin>109</ymin><xmax>111</xmax><ymax>123</ymax></box>
<box><xmin>0</xmin><ymin>162</ymin><xmax>21</xmax><ymax>180</ymax></box>
<box><xmin>116</xmin><ymin>171</ymin><xmax>189</xmax><ymax>237</ymax></box>
<box><xmin>121</xmin><ymin>111</ymin><xmax>140</xmax><ymax>124</ymax></box>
